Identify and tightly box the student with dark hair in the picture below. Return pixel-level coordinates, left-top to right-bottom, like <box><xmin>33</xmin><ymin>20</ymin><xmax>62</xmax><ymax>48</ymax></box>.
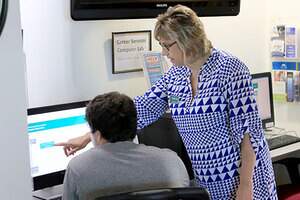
<box><xmin>85</xmin><ymin>92</ymin><xmax>137</xmax><ymax>143</ymax></box>
<box><xmin>61</xmin><ymin>92</ymin><xmax>189</xmax><ymax>200</ymax></box>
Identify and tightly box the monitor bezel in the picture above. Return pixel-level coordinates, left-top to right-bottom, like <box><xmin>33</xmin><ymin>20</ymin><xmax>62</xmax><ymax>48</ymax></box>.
<box><xmin>28</xmin><ymin>100</ymin><xmax>89</xmax><ymax>191</ymax></box>
<box><xmin>71</xmin><ymin>0</ymin><xmax>241</xmax><ymax>20</ymax></box>
<box><xmin>251</xmin><ymin>72</ymin><xmax>275</xmax><ymax>129</ymax></box>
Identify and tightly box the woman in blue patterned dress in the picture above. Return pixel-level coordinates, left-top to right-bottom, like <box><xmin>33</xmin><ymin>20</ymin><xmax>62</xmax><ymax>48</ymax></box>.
<box><xmin>58</xmin><ymin>5</ymin><xmax>277</xmax><ymax>200</ymax></box>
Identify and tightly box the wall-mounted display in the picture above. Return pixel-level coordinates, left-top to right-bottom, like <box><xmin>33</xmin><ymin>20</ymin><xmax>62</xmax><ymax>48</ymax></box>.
<box><xmin>112</xmin><ymin>30</ymin><xmax>151</xmax><ymax>74</ymax></box>
<box><xmin>71</xmin><ymin>0</ymin><xmax>240</xmax><ymax>20</ymax></box>
<box><xmin>0</xmin><ymin>0</ymin><xmax>8</xmax><ymax>37</ymax></box>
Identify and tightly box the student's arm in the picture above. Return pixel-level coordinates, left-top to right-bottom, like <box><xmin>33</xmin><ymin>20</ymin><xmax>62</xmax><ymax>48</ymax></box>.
<box><xmin>55</xmin><ymin>132</ymin><xmax>91</xmax><ymax>156</ymax></box>
<box><xmin>236</xmin><ymin>133</ymin><xmax>255</xmax><ymax>200</ymax></box>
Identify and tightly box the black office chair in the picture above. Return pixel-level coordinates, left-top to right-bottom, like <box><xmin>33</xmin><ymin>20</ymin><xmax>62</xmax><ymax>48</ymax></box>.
<box><xmin>137</xmin><ymin>113</ymin><xmax>195</xmax><ymax>180</ymax></box>
<box><xmin>273</xmin><ymin>157</ymin><xmax>300</xmax><ymax>200</ymax></box>
<box><xmin>95</xmin><ymin>187</ymin><xmax>210</xmax><ymax>200</ymax></box>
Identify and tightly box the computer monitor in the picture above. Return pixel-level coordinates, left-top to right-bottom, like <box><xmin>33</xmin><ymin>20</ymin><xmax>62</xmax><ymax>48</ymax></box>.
<box><xmin>27</xmin><ymin>101</ymin><xmax>92</xmax><ymax>191</ymax></box>
<box><xmin>251</xmin><ymin>72</ymin><xmax>275</xmax><ymax>129</ymax></box>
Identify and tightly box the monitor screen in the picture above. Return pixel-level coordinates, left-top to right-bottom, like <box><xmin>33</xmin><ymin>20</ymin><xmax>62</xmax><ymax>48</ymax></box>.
<box><xmin>251</xmin><ymin>72</ymin><xmax>275</xmax><ymax>129</ymax></box>
<box><xmin>27</xmin><ymin>101</ymin><xmax>92</xmax><ymax>190</ymax></box>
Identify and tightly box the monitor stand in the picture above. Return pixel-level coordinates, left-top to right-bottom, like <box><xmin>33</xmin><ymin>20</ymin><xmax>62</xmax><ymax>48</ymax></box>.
<box><xmin>264</xmin><ymin>128</ymin><xmax>273</xmax><ymax>132</ymax></box>
<box><xmin>264</xmin><ymin>126</ymin><xmax>286</xmax><ymax>136</ymax></box>
<box><xmin>32</xmin><ymin>184</ymin><xmax>63</xmax><ymax>200</ymax></box>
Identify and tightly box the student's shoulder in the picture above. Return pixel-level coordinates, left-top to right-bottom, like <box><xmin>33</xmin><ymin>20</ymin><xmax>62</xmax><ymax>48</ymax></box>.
<box><xmin>138</xmin><ymin>144</ymin><xmax>179</xmax><ymax>159</ymax></box>
<box><xmin>67</xmin><ymin>148</ymin><xmax>97</xmax><ymax>169</ymax></box>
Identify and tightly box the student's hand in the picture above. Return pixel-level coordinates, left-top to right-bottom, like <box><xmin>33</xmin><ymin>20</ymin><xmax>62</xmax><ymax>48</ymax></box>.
<box><xmin>236</xmin><ymin>181</ymin><xmax>253</xmax><ymax>200</ymax></box>
<box><xmin>55</xmin><ymin>132</ymin><xmax>91</xmax><ymax>156</ymax></box>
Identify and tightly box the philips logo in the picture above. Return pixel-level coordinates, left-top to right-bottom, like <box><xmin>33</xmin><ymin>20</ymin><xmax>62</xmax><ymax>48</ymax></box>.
<box><xmin>156</xmin><ymin>4</ymin><xmax>168</xmax><ymax>8</ymax></box>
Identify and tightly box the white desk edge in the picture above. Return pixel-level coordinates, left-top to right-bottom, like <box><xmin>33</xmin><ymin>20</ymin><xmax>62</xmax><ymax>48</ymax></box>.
<box><xmin>270</xmin><ymin>141</ymin><xmax>300</xmax><ymax>162</ymax></box>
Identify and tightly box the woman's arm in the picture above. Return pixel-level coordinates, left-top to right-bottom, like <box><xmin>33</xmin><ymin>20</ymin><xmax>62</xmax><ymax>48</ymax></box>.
<box><xmin>236</xmin><ymin>133</ymin><xmax>255</xmax><ymax>200</ymax></box>
<box><xmin>134</xmin><ymin>67</ymin><xmax>176</xmax><ymax>129</ymax></box>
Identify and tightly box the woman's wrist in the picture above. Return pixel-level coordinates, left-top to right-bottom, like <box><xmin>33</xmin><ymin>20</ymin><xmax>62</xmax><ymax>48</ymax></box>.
<box><xmin>239</xmin><ymin>177</ymin><xmax>253</xmax><ymax>187</ymax></box>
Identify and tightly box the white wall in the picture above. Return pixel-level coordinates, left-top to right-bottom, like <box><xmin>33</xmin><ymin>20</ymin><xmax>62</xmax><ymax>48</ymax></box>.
<box><xmin>268</xmin><ymin>0</ymin><xmax>300</xmax><ymax>25</ymax></box>
<box><xmin>204</xmin><ymin>0</ymin><xmax>269</xmax><ymax>74</ymax></box>
<box><xmin>0</xmin><ymin>0</ymin><xmax>32</xmax><ymax>199</ymax></box>
<box><xmin>21</xmin><ymin>0</ymin><xmax>269</xmax><ymax>108</ymax></box>
<box><xmin>21</xmin><ymin>0</ymin><xmax>79</xmax><ymax>107</ymax></box>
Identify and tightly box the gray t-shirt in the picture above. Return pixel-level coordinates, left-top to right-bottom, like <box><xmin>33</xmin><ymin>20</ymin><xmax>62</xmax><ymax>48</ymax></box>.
<box><xmin>62</xmin><ymin>141</ymin><xmax>189</xmax><ymax>200</ymax></box>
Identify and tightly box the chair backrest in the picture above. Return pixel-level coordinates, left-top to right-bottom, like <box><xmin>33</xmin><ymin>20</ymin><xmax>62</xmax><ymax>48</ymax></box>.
<box><xmin>95</xmin><ymin>187</ymin><xmax>210</xmax><ymax>200</ymax></box>
<box><xmin>137</xmin><ymin>113</ymin><xmax>194</xmax><ymax>180</ymax></box>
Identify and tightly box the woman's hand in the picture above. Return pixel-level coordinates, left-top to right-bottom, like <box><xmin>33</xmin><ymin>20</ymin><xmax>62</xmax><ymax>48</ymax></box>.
<box><xmin>236</xmin><ymin>181</ymin><xmax>253</xmax><ymax>200</ymax></box>
<box><xmin>55</xmin><ymin>132</ymin><xmax>91</xmax><ymax>156</ymax></box>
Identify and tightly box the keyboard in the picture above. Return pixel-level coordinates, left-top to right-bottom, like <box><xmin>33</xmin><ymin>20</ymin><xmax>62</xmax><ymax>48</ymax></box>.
<box><xmin>267</xmin><ymin>135</ymin><xmax>300</xmax><ymax>150</ymax></box>
<box><xmin>49</xmin><ymin>197</ymin><xmax>62</xmax><ymax>200</ymax></box>
<box><xmin>32</xmin><ymin>184</ymin><xmax>62</xmax><ymax>200</ymax></box>
<box><xmin>33</xmin><ymin>195</ymin><xmax>62</xmax><ymax>200</ymax></box>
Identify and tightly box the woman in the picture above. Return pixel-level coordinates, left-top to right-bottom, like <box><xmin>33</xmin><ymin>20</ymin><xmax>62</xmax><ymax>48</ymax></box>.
<box><xmin>58</xmin><ymin>5</ymin><xmax>277</xmax><ymax>200</ymax></box>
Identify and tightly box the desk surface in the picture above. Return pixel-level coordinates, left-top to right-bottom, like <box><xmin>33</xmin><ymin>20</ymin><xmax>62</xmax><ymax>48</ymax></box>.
<box><xmin>270</xmin><ymin>141</ymin><xmax>300</xmax><ymax>162</ymax></box>
<box><xmin>32</xmin><ymin>124</ymin><xmax>300</xmax><ymax>199</ymax></box>
<box><xmin>271</xmin><ymin>102</ymin><xmax>300</xmax><ymax>160</ymax></box>
<box><xmin>32</xmin><ymin>184</ymin><xmax>62</xmax><ymax>200</ymax></box>
<box><xmin>32</xmin><ymin>144</ymin><xmax>300</xmax><ymax>200</ymax></box>
<box><xmin>266</xmin><ymin>125</ymin><xmax>300</xmax><ymax>161</ymax></box>
<box><xmin>32</xmin><ymin>140</ymin><xmax>300</xmax><ymax>199</ymax></box>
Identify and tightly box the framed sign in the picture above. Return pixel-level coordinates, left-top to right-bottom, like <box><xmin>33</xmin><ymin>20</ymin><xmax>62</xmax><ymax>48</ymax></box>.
<box><xmin>112</xmin><ymin>30</ymin><xmax>152</xmax><ymax>74</ymax></box>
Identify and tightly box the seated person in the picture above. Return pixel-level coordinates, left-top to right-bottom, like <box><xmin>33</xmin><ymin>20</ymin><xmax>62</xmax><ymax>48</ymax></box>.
<box><xmin>62</xmin><ymin>92</ymin><xmax>189</xmax><ymax>200</ymax></box>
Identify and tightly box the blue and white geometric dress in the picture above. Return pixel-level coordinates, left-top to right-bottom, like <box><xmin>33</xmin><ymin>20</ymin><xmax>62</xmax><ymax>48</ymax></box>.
<box><xmin>134</xmin><ymin>48</ymin><xmax>278</xmax><ymax>200</ymax></box>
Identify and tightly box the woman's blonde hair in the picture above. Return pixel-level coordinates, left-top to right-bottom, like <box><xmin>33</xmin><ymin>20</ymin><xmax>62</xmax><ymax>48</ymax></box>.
<box><xmin>154</xmin><ymin>5</ymin><xmax>212</xmax><ymax>64</ymax></box>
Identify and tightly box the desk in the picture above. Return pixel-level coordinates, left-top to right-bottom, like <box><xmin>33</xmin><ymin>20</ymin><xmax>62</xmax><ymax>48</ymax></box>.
<box><xmin>31</xmin><ymin>141</ymin><xmax>300</xmax><ymax>199</ymax></box>
<box><xmin>270</xmin><ymin>141</ymin><xmax>300</xmax><ymax>162</ymax></box>
<box><xmin>269</xmin><ymin>102</ymin><xmax>300</xmax><ymax>161</ymax></box>
<box><xmin>31</xmin><ymin>143</ymin><xmax>300</xmax><ymax>200</ymax></box>
<box><xmin>266</xmin><ymin>127</ymin><xmax>300</xmax><ymax>162</ymax></box>
<box><xmin>32</xmin><ymin>184</ymin><xmax>62</xmax><ymax>200</ymax></box>
<box><xmin>32</xmin><ymin>106</ymin><xmax>299</xmax><ymax>199</ymax></box>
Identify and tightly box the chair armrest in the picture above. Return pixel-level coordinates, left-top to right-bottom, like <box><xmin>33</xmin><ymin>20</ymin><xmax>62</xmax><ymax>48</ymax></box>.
<box><xmin>95</xmin><ymin>187</ymin><xmax>210</xmax><ymax>200</ymax></box>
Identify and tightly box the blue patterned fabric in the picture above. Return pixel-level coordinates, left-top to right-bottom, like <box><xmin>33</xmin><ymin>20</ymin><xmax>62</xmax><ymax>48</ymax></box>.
<box><xmin>134</xmin><ymin>48</ymin><xmax>277</xmax><ymax>200</ymax></box>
